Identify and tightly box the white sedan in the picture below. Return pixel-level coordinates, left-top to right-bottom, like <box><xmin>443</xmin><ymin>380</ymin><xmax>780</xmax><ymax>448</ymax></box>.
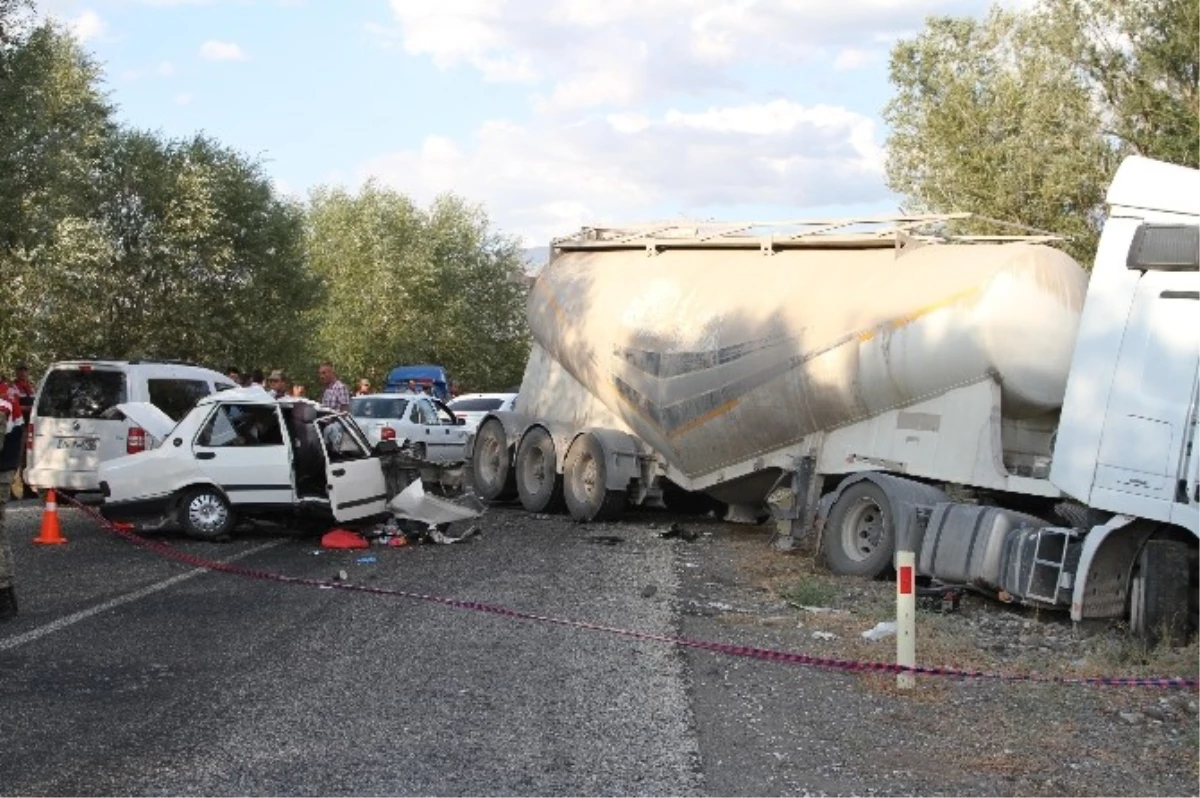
<box><xmin>349</xmin><ymin>393</ymin><xmax>470</xmax><ymax>463</ymax></box>
<box><xmin>446</xmin><ymin>392</ymin><xmax>518</xmax><ymax>431</ymax></box>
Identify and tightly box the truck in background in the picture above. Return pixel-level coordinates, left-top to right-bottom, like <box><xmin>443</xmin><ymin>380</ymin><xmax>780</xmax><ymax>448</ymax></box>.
<box><xmin>383</xmin><ymin>364</ymin><xmax>453</xmax><ymax>401</ymax></box>
<box><xmin>466</xmin><ymin>156</ymin><xmax>1198</xmax><ymax>642</ymax></box>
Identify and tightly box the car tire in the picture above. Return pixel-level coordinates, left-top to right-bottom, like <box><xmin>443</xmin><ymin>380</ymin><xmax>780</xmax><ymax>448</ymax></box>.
<box><xmin>516</xmin><ymin>427</ymin><xmax>565</xmax><ymax>514</ymax></box>
<box><xmin>178</xmin><ymin>486</ymin><xmax>236</xmax><ymax>541</ymax></box>
<box><xmin>471</xmin><ymin>418</ymin><xmax>516</xmax><ymax>502</ymax></box>
<box><xmin>1129</xmin><ymin>539</ymin><xmax>1192</xmax><ymax>647</ymax></box>
<box><xmin>563</xmin><ymin>433</ymin><xmax>627</xmax><ymax>523</ymax></box>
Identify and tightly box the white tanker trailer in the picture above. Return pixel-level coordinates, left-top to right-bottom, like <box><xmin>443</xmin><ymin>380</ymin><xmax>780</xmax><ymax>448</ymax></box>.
<box><xmin>468</xmin><ymin>156</ymin><xmax>1199</xmax><ymax>641</ymax></box>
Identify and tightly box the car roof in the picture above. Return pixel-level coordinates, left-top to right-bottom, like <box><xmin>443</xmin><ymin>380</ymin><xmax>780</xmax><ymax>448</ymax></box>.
<box><xmin>196</xmin><ymin>387</ymin><xmax>330</xmax><ymax>412</ymax></box>
<box><xmin>449</xmin><ymin>392</ymin><xmax>517</xmax><ymax>401</ymax></box>
<box><xmin>352</xmin><ymin>393</ymin><xmax>419</xmax><ymax>402</ymax></box>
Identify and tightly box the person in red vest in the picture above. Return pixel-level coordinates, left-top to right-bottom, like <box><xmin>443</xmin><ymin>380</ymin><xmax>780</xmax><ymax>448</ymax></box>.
<box><xmin>0</xmin><ymin>386</ymin><xmax>22</xmax><ymax>620</ymax></box>
<box><xmin>12</xmin><ymin>364</ymin><xmax>34</xmax><ymax>424</ymax></box>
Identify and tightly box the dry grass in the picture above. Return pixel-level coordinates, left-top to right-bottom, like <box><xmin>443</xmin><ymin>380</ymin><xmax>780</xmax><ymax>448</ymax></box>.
<box><xmin>716</xmin><ymin>525</ymin><xmax>1200</xmax><ymax>683</ymax></box>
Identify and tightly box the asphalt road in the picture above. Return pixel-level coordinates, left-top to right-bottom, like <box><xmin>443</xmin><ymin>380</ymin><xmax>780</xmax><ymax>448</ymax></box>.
<box><xmin>3</xmin><ymin>500</ymin><xmax>1195</xmax><ymax>797</ymax></box>
<box><xmin>0</xmin><ymin>501</ymin><xmax>703</xmax><ymax>797</ymax></box>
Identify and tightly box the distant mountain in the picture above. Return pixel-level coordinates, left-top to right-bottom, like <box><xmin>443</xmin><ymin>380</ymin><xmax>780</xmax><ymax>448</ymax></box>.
<box><xmin>520</xmin><ymin>246</ymin><xmax>550</xmax><ymax>275</ymax></box>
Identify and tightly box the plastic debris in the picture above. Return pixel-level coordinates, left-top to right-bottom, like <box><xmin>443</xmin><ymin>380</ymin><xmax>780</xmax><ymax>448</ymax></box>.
<box><xmin>811</xmin><ymin>631</ymin><xmax>837</xmax><ymax>641</ymax></box>
<box><xmin>861</xmin><ymin>621</ymin><xmax>897</xmax><ymax>642</ymax></box>
<box><xmin>335</xmin><ymin>569</ymin><xmax>349</xmax><ymax>581</ymax></box>
<box><xmin>356</xmin><ymin>556</ymin><xmax>377</xmax><ymax>564</ymax></box>
<box><xmin>800</xmin><ymin>605</ymin><xmax>848</xmax><ymax>615</ymax></box>
<box><xmin>389</xmin><ymin>480</ymin><xmax>485</xmax><ymax>527</ymax></box>
<box><xmin>659</xmin><ymin>522</ymin><xmax>698</xmax><ymax>542</ymax></box>
<box><xmin>427</xmin><ymin>525</ymin><xmax>482</xmax><ymax>545</ymax></box>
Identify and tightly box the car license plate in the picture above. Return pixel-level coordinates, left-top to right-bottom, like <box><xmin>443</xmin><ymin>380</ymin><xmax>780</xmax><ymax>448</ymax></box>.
<box><xmin>55</xmin><ymin>437</ymin><xmax>98</xmax><ymax>452</ymax></box>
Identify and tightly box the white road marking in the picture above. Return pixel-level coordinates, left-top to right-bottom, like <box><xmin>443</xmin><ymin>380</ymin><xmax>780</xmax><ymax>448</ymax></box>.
<box><xmin>0</xmin><ymin>540</ymin><xmax>283</xmax><ymax>652</ymax></box>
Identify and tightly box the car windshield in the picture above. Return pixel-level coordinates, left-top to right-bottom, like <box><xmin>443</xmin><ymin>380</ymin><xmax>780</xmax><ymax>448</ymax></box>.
<box><xmin>35</xmin><ymin>368</ymin><xmax>127</xmax><ymax>419</ymax></box>
<box><xmin>448</xmin><ymin>397</ymin><xmax>506</xmax><ymax>412</ymax></box>
<box><xmin>350</xmin><ymin>396</ymin><xmax>409</xmax><ymax>420</ymax></box>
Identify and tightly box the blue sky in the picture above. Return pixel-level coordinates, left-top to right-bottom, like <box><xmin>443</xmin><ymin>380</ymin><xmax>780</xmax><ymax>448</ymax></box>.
<box><xmin>40</xmin><ymin>0</ymin><xmax>1011</xmax><ymax>245</ymax></box>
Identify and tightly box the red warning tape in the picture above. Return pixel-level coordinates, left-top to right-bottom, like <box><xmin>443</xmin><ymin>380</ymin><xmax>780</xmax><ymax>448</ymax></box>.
<box><xmin>64</xmin><ymin>497</ymin><xmax>1199</xmax><ymax>690</ymax></box>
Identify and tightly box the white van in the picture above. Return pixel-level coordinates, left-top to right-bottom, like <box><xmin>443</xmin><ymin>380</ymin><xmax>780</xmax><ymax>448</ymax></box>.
<box><xmin>25</xmin><ymin>360</ymin><xmax>237</xmax><ymax>495</ymax></box>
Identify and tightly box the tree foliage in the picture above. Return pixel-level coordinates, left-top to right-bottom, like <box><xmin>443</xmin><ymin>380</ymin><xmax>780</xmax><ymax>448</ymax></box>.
<box><xmin>884</xmin><ymin>0</ymin><xmax>1198</xmax><ymax>264</ymax></box>
<box><xmin>884</xmin><ymin>9</ymin><xmax>1113</xmax><ymax>262</ymax></box>
<box><xmin>307</xmin><ymin>183</ymin><xmax>530</xmax><ymax>393</ymax></box>
<box><xmin>0</xmin><ymin>16</ymin><xmax>531</xmax><ymax>393</ymax></box>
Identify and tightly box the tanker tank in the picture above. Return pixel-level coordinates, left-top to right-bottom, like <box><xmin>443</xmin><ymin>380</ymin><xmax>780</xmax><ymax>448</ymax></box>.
<box><xmin>526</xmin><ymin>238</ymin><xmax>1088</xmax><ymax>479</ymax></box>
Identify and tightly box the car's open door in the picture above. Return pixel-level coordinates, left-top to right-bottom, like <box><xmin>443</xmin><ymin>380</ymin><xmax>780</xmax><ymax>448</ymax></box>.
<box><xmin>315</xmin><ymin>415</ymin><xmax>388</xmax><ymax>521</ymax></box>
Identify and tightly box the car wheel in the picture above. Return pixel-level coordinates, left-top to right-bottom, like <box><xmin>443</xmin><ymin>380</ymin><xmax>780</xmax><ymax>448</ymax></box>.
<box><xmin>516</xmin><ymin>427</ymin><xmax>565</xmax><ymax>514</ymax></box>
<box><xmin>1129</xmin><ymin>539</ymin><xmax>1192</xmax><ymax>647</ymax></box>
<box><xmin>178</xmin><ymin>486</ymin><xmax>236</xmax><ymax>541</ymax></box>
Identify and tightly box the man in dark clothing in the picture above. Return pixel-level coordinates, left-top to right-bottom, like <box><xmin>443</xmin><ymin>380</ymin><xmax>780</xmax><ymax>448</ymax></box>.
<box><xmin>0</xmin><ymin>389</ymin><xmax>24</xmax><ymax>620</ymax></box>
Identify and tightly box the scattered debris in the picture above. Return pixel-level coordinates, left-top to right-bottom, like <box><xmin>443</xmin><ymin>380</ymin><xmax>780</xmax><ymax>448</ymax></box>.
<box><xmin>335</xmin><ymin>569</ymin><xmax>349</xmax><ymax>582</ymax></box>
<box><xmin>585</xmin><ymin>535</ymin><xmax>625</xmax><ymax>545</ymax></box>
<box><xmin>428</xmin><ymin>525</ymin><xmax>482</xmax><ymax>545</ymax></box>
<box><xmin>799</xmin><ymin>605</ymin><xmax>848</xmax><ymax>615</ymax></box>
<box><xmin>641</xmin><ymin>584</ymin><xmax>658</xmax><ymax>598</ymax></box>
<box><xmin>356</xmin><ymin>556</ymin><xmax>377</xmax><ymax>564</ymax></box>
<box><xmin>861</xmin><ymin>621</ymin><xmax>897</xmax><ymax>642</ymax></box>
<box><xmin>390</xmin><ymin>480</ymin><xmax>485</xmax><ymax>527</ymax></box>
<box><xmin>916</xmin><ymin>583</ymin><xmax>963</xmax><ymax>613</ymax></box>
<box><xmin>811</xmin><ymin>631</ymin><xmax>837</xmax><ymax>641</ymax></box>
<box><xmin>321</xmin><ymin>529</ymin><xmax>370</xmax><ymax>550</ymax></box>
<box><xmin>1118</xmin><ymin>711</ymin><xmax>1144</xmax><ymax>725</ymax></box>
<box><xmin>659</xmin><ymin>522</ymin><xmax>698</xmax><ymax>542</ymax></box>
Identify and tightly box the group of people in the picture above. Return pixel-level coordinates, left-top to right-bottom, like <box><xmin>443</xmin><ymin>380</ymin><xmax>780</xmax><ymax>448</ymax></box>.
<box><xmin>0</xmin><ymin>364</ymin><xmax>34</xmax><ymax>622</ymax></box>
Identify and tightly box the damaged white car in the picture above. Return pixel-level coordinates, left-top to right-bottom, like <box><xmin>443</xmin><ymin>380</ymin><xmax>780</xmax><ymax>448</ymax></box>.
<box><xmin>98</xmin><ymin>388</ymin><xmax>399</xmax><ymax>540</ymax></box>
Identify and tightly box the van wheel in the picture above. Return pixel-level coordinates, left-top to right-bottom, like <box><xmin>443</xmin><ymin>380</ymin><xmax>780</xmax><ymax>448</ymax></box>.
<box><xmin>825</xmin><ymin>482</ymin><xmax>894</xmax><ymax>578</ymax></box>
<box><xmin>178</xmin><ymin>487</ymin><xmax>236</xmax><ymax>541</ymax></box>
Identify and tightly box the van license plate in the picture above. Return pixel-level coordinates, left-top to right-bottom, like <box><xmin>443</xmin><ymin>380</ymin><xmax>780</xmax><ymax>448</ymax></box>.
<box><xmin>56</xmin><ymin>437</ymin><xmax>98</xmax><ymax>451</ymax></box>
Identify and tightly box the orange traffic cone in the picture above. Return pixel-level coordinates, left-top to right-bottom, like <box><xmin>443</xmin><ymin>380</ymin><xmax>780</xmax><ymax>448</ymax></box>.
<box><xmin>33</xmin><ymin>488</ymin><xmax>67</xmax><ymax>545</ymax></box>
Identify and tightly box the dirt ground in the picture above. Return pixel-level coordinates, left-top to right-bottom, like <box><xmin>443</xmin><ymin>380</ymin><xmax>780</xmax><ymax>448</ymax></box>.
<box><xmin>595</xmin><ymin>507</ymin><xmax>1199</xmax><ymax>797</ymax></box>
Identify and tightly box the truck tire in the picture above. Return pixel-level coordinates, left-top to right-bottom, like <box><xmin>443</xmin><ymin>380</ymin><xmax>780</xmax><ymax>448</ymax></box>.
<box><xmin>516</xmin><ymin>427</ymin><xmax>565</xmax><ymax>514</ymax></box>
<box><xmin>472</xmin><ymin>418</ymin><xmax>516</xmax><ymax>502</ymax></box>
<box><xmin>178</xmin><ymin>486</ymin><xmax>236</xmax><ymax>541</ymax></box>
<box><xmin>824</xmin><ymin>481</ymin><xmax>895</xmax><ymax>578</ymax></box>
<box><xmin>1129</xmin><ymin>539</ymin><xmax>1192</xmax><ymax>647</ymax></box>
<box><xmin>564</xmin><ymin>432</ymin><xmax>627</xmax><ymax>523</ymax></box>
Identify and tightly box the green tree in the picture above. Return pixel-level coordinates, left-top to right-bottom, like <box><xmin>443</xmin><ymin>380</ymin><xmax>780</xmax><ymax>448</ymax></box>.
<box><xmin>31</xmin><ymin>131</ymin><xmax>320</xmax><ymax>369</ymax></box>
<box><xmin>0</xmin><ymin>22</ymin><xmax>113</xmax><ymax>367</ymax></box>
<box><xmin>884</xmin><ymin>8</ymin><xmax>1114</xmax><ymax>264</ymax></box>
<box><xmin>307</xmin><ymin>183</ymin><xmax>529</xmax><ymax>393</ymax></box>
<box><xmin>1043</xmin><ymin>0</ymin><xmax>1199</xmax><ymax>168</ymax></box>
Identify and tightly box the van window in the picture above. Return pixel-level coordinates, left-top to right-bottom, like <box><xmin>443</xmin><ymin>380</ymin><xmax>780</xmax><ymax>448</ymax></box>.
<box><xmin>35</xmin><ymin>369</ymin><xmax>126</xmax><ymax>419</ymax></box>
<box><xmin>148</xmin><ymin>379</ymin><xmax>212</xmax><ymax>421</ymax></box>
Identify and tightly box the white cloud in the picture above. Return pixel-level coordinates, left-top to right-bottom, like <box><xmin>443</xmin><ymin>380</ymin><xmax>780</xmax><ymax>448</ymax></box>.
<box><xmin>173</xmin><ymin>92</ymin><xmax>192</xmax><ymax>105</ymax></box>
<box><xmin>198</xmin><ymin>40</ymin><xmax>248</xmax><ymax>62</ymax></box>
<box><xmin>374</xmin><ymin>0</ymin><xmax>996</xmax><ymax>112</ymax></box>
<box><xmin>359</xmin><ymin>99</ymin><xmax>889</xmax><ymax>244</ymax></box>
<box><xmin>157</xmin><ymin>60</ymin><xmax>177</xmax><ymax>77</ymax></box>
<box><xmin>68</xmin><ymin>9</ymin><xmax>106</xmax><ymax>41</ymax></box>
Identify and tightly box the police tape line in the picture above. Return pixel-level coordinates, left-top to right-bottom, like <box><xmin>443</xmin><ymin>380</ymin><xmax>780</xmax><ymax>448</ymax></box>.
<box><xmin>61</xmin><ymin>497</ymin><xmax>1199</xmax><ymax>690</ymax></box>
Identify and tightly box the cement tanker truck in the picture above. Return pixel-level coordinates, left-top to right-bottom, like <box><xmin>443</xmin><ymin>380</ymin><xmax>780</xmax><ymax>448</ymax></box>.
<box><xmin>467</xmin><ymin>156</ymin><xmax>1199</xmax><ymax>640</ymax></box>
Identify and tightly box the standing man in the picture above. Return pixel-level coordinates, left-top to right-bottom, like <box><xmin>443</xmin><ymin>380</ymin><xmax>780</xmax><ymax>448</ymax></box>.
<box><xmin>267</xmin><ymin>370</ymin><xmax>289</xmax><ymax>399</ymax></box>
<box><xmin>0</xmin><ymin>384</ymin><xmax>24</xmax><ymax>620</ymax></box>
<box><xmin>318</xmin><ymin>362</ymin><xmax>350</xmax><ymax>412</ymax></box>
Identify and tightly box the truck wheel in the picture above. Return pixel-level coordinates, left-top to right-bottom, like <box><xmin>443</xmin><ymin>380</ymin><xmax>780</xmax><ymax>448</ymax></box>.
<box><xmin>472</xmin><ymin>419</ymin><xmax>516</xmax><ymax>501</ymax></box>
<box><xmin>824</xmin><ymin>482</ymin><xmax>895</xmax><ymax>578</ymax></box>
<box><xmin>564</xmin><ymin>433</ymin><xmax>627</xmax><ymax>523</ymax></box>
<box><xmin>178</xmin><ymin>487</ymin><xmax>236</xmax><ymax>541</ymax></box>
<box><xmin>516</xmin><ymin>427</ymin><xmax>564</xmax><ymax>513</ymax></box>
<box><xmin>1129</xmin><ymin>539</ymin><xmax>1192</xmax><ymax>647</ymax></box>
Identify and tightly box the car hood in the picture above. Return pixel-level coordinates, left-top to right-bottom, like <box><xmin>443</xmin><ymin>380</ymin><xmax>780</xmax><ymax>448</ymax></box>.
<box><xmin>116</xmin><ymin>402</ymin><xmax>177</xmax><ymax>442</ymax></box>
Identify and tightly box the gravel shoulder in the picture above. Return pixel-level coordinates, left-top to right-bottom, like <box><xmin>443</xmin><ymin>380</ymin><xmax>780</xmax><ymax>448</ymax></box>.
<box><xmin>646</xmin><ymin>511</ymin><xmax>1200</xmax><ymax>797</ymax></box>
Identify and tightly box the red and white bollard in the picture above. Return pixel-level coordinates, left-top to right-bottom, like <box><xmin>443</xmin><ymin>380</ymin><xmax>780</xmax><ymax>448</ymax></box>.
<box><xmin>896</xmin><ymin>550</ymin><xmax>916</xmax><ymax>689</ymax></box>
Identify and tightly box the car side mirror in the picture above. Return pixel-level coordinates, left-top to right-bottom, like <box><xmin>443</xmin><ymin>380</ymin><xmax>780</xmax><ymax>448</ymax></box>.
<box><xmin>374</xmin><ymin>439</ymin><xmax>399</xmax><ymax>455</ymax></box>
<box><xmin>456</xmin><ymin>417</ymin><xmax>466</xmax><ymax>426</ymax></box>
